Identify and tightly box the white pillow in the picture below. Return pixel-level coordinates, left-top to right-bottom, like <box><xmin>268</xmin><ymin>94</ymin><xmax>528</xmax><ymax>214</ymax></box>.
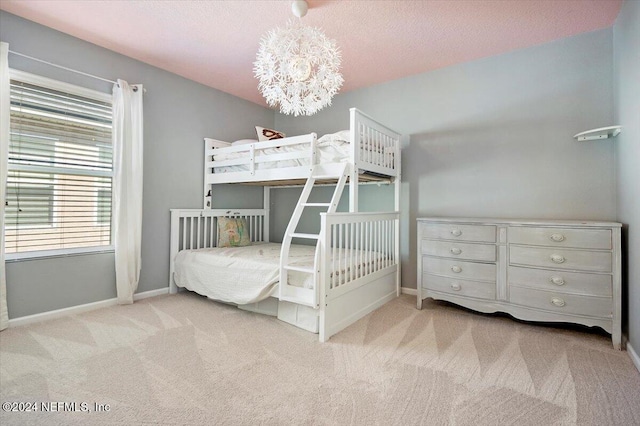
<box><xmin>232</xmin><ymin>139</ymin><xmax>259</xmax><ymax>146</ymax></box>
<box><xmin>317</xmin><ymin>130</ymin><xmax>350</xmax><ymax>144</ymax></box>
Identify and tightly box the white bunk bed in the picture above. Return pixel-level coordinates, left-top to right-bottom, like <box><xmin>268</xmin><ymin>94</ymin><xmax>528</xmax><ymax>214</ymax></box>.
<box><xmin>169</xmin><ymin>108</ymin><xmax>401</xmax><ymax>342</ymax></box>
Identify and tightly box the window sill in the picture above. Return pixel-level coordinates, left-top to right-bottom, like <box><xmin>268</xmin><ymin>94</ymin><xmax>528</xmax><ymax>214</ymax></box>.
<box><xmin>4</xmin><ymin>246</ymin><xmax>115</xmax><ymax>262</ymax></box>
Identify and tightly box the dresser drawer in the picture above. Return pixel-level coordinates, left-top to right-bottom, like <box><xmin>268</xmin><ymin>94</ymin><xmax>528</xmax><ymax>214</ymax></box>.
<box><xmin>422</xmin><ymin>256</ymin><xmax>496</xmax><ymax>282</ymax></box>
<box><xmin>508</xmin><ymin>266</ymin><xmax>612</xmax><ymax>297</ymax></box>
<box><xmin>509</xmin><ymin>226</ymin><xmax>611</xmax><ymax>249</ymax></box>
<box><xmin>421</xmin><ymin>240</ymin><xmax>496</xmax><ymax>262</ymax></box>
<box><xmin>509</xmin><ymin>245</ymin><xmax>612</xmax><ymax>273</ymax></box>
<box><xmin>509</xmin><ymin>286</ymin><xmax>612</xmax><ymax>318</ymax></box>
<box><xmin>423</xmin><ymin>274</ymin><xmax>495</xmax><ymax>300</ymax></box>
<box><xmin>420</xmin><ymin>223</ymin><xmax>496</xmax><ymax>243</ymax></box>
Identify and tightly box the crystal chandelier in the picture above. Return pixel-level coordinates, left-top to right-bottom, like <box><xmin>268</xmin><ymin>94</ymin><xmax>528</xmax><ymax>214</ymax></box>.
<box><xmin>253</xmin><ymin>0</ymin><xmax>344</xmax><ymax>116</ymax></box>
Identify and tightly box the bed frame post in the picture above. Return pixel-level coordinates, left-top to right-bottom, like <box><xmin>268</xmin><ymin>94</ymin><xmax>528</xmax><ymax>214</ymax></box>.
<box><xmin>169</xmin><ymin>209</ymin><xmax>180</xmax><ymax>294</ymax></box>
<box><xmin>264</xmin><ymin>186</ymin><xmax>270</xmax><ymax>242</ymax></box>
<box><xmin>318</xmin><ymin>212</ymin><xmax>329</xmax><ymax>342</ymax></box>
<box><xmin>203</xmin><ymin>139</ymin><xmax>210</xmax><ymax>209</ymax></box>
<box><xmin>349</xmin><ymin>108</ymin><xmax>359</xmax><ymax>213</ymax></box>
<box><xmin>349</xmin><ymin>170</ymin><xmax>359</xmax><ymax>212</ymax></box>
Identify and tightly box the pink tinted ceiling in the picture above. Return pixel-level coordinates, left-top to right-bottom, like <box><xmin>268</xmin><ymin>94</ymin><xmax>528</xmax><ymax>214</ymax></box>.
<box><xmin>0</xmin><ymin>0</ymin><xmax>623</xmax><ymax>107</ymax></box>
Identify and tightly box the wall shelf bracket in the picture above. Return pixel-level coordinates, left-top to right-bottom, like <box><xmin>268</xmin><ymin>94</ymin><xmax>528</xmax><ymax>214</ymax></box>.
<box><xmin>573</xmin><ymin>126</ymin><xmax>622</xmax><ymax>141</ymax></box>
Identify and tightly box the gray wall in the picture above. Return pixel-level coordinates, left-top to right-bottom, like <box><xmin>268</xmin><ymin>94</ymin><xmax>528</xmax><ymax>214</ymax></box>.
<box><xmin>1</xmin><ymin>12</ymin><xmax>272</xmax><ymax>318</ymax></box>
<box><xmin>275</xmin><ymin>29</ymin><xmax>616</xmax><ymax>290</ymax></box>
<box><xmin>614</xmin><ymin>0</ymin><xmax>640</xmax><ymax>352</ymax></box>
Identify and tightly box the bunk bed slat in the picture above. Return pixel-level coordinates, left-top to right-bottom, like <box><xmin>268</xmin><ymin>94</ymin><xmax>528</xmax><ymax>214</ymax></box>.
<box><xmin>196</xmin><ymin>216</ymin><xmax>201</xmax><ymax>249</ymax></box>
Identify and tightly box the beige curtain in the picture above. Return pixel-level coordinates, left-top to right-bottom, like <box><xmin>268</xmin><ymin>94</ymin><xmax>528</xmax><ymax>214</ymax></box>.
<box><xmin>0</xmin><ymin>42</ymin><xmax>10</xmax><ymax>330</ymax></box>
<box><xmin>112</xmin><ymin>80</ymin><xmax>144</xmax><ymax>304</ymax></box>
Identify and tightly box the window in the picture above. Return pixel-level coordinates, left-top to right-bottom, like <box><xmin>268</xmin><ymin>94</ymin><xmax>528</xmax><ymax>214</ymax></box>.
<box><xmin>5</xmin><ymin>71</ymin><xmax>113</xmax><ymax>258</ymax></box>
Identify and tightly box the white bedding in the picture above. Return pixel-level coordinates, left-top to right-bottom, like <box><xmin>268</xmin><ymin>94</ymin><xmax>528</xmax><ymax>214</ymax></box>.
<box><xmin>173</xmin><ymin>241</ymin><xmax>385</xmax><ymax>305</ymax></box>
<box><xmin>173</xmin><ymin>243</ymin><xmax>316</xmax><ymax>305</ymax></box>
<box><xmin>212</xmin><ymin>131</ymin><xmax>391</xmax><ymax>173</ymax></box>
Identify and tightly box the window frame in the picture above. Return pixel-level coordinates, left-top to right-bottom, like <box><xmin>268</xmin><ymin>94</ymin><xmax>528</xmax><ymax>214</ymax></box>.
<box><xmin>5</xmin><ymin>69</ymin><xmax>115</xmax><ymax>262</ymax></box>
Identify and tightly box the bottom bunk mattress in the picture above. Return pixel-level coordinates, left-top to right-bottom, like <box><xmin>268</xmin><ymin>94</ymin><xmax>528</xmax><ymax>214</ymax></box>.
<box><xmin>173</xmin><ymin>242</ymin><xmax>316</xmax><ymax>305</ymax></box>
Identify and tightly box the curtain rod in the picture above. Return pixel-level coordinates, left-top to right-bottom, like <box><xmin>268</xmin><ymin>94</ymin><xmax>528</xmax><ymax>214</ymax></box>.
<box><xmin>8</xmin><ymin>50</ymin><xmax>145</xmax><ymax>92</ymax></box>
<box><xmin>9</xmin><ymin>50</ymin><xmax>117</xmax><ymax>84</ymax></box>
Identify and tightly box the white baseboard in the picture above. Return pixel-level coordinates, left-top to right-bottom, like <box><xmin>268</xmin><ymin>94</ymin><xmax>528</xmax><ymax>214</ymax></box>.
<box><xmin>628</xmin><ymin>342</ymin><xmax>640</xmax><ymax>374</ymax></box>
<box><xmin>8</xmin><ymin>287</ymin><xmax>169</xmax><ymax>328</ymax></box>
<box><xmin>133</xmin><ymin>287</ymin><xmax>168</xmax><ymax>301</ymax></box>
<box><xmin>400</xmin><ymin>287</ymin><xmax>417</xmax><ymax>296</ymax></box>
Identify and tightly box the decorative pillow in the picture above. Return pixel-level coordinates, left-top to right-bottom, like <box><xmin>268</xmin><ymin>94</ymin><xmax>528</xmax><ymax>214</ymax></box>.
<box><xmin>217</xmin><ymin>217</ymin><xmax>251</xmax><ymax>248</ymax></box>
<box><xmin>256</xmin><ymin>126</ymin><xmax>285</xmax><ymax>141</ymax></box>
<box><xmin>232</xmin><ymin>139</ymin><xmax>259</xmax><ymax>146</ymax></box>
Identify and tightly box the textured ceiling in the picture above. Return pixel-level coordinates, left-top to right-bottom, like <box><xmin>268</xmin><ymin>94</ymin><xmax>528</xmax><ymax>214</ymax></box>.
<box><xmin>0</xmin><ymin>0</ymin><xmax>623</xmax><ymax>108</ymax></box>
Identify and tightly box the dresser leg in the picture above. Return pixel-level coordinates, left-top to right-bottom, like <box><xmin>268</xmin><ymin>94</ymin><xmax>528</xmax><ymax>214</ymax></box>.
<box><xmin>417</xmin><ymin>298</ymin><xmax>422</xmax><ymax>310</ymax></box>
<box><xmin>612</xmin><ymin>328</ymin><xmax>622</xmax><ymax>350</ymax></box>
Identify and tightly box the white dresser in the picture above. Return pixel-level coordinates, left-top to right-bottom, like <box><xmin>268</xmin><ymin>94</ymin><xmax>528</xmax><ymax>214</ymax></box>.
<box><xmin>417</xmin><ymin>218</ymin><xmax>622</xmax><ymax>349</ymax></box>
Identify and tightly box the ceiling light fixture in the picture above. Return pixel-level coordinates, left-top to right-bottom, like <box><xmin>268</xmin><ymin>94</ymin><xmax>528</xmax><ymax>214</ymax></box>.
<box><xmin>254</xmin><ymin>0</ymin><xmax>344</xmax><ymax>116</ymax></box>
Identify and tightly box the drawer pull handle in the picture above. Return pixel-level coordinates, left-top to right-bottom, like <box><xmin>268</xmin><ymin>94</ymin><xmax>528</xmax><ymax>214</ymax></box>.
<box><xmin>450</xmin><ymin>248</ymin><xmax>462</xmax><ymax>255</ymax></box>
<box><xmin>450</xmin><ymin>283</ymin><xmax>462</xmax><ymax>291</ymax></box>
<box><xmin>550</xmin><ymin>254</ymin><xmax>566</xmax><ymax>264</ymax></box>
<box><xmin>451</xmin><ymin>229</ymin><xmax>462</xmax><ymax>237</ymax></box>
<box><xmin>550</xmin><ymin>233</ymin><xmax>565</xmax><ymax>242</ymax></box>
<box><xmin>451</xmin><ymin>265</ymin><xmax>462</xmax><ymax>273</ymax></box>
<box><xmin>550</xmin><ymin>276</ymin><xmax>565</xmax><ymax>286</ymax></box>
<box><xmin>551</xmin><ymin>297</ymin><xmax>566</xmax><ymax>307</ymax></box>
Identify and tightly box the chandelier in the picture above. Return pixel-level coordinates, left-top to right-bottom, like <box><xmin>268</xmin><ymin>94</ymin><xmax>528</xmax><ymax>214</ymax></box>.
<box><xmin>254</xmin><ymin>0</ymin><xmax>344</xmax><ymax>116</ymax></box>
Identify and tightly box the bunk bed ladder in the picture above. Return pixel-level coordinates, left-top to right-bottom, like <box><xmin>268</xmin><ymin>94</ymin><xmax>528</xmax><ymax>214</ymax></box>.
<box><xmin>279</xmin><ymin>163</ymin><xmax>350</xmax><ymax>308</ymax></box>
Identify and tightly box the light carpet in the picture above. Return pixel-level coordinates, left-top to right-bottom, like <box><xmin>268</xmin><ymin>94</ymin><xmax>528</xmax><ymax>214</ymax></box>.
<box><xmin>0</xmin><ymin>293</ymin><xmax>639</xmax><ymax>425</ymax></box>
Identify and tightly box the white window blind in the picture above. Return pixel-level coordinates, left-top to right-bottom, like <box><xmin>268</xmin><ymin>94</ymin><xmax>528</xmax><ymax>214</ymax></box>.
<box><xmin>5</xmin><ymin>76</ymin><xmax>113</xmax><ymax>256</ymax></box>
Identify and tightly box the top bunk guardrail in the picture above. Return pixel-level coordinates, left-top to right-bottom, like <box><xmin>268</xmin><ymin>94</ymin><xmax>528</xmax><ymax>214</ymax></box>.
<box><xmin>203</xmin><ymin>108</ymin><xmax>401</xmax><ymax>186</ymax></box>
